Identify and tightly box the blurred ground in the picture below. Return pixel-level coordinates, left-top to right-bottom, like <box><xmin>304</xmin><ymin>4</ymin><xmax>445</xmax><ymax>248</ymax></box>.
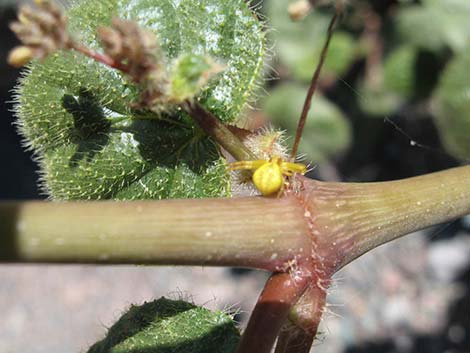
<box><xmin>0</xmin><ymin>2</ymin><xmax>469</xmax><ymax>353</ymax></box>
<box><xmin>0</xmin><ymin>230</ymin><xmax>468</xmax><ymax>353</ymax></box>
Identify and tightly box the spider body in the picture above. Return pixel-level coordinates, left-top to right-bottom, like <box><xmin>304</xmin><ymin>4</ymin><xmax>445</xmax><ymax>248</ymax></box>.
<box><xmin>229</xmin><ymin>156</ymin><xmax>307</xmax><ymax>196</ymax></box>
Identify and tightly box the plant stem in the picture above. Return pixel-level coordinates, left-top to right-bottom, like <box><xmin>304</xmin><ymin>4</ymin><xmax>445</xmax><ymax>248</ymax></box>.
<box><xmin>0</xmin><ymin>166</ymin><xmax>469</xmax><ymax>271</ymax></box>
<box><xmin>70</xmin><ymin>41</ymin><xmax>130</xmax><ymax>73</ymax></box>
<box><xmin>274</xmin><ymin>328</ymin><xmax>315</xmax><ymax>353</ymax></box>
<box><xmin>0</xmin><ymin>197</ymin><xmax>310</xmax><ymax>270</ymax></box>
<box><xmin>301</xmin><ymin>165</ymin><xmax>470</xmax><ymax>273</ymax></box>
<box><xmin>236</xmin><ymin>272</ymin><xmax>310</xmax><ymax>353</ymax></box>
<box><xmin>184</xmin><ymin>101</ymin><xmax>256</xmax><ymax>161</ymax></box>
<box><xmin>274</xmin><ymin>285</ymin><xmax>327</xmax><ymax>353</ymax></box>
<box><xmin>290</xmin><ymin>9</ymin><xmax>339</xmax><ymax>160</ymax></box>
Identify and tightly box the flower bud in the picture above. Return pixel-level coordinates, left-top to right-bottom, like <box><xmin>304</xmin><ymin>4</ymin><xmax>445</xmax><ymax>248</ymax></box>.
<box><xmin>7</xmin><ymin>46</ymin><xmax>33</xmax><ymax>67</ymax></box>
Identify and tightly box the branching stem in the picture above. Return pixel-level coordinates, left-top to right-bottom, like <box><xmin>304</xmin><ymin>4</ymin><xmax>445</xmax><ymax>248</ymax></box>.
<box><xmin>1</xmin><ymin>167</ymin><xmax>469</xmax><ymax>270</ymax></box>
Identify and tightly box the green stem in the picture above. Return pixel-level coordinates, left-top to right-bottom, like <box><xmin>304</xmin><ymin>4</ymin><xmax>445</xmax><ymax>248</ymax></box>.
<box><xmin>184</xmin><ymin>101</ymin><xmax>256</xmax><ymax>161</ymax></box>
<box><xmin>0</xmin><ymin>166</ymin><xmax>469</xmax><ymax>273</ymax></box>
<box><xmin>300</xmin><ymin>165</ymin><xmax>470</xmax><ymax>273</ymax></box>
<box><xmin>0</xmin><ymin>197</ymin><xmax>310</xmax><ymax>270</ymax></box>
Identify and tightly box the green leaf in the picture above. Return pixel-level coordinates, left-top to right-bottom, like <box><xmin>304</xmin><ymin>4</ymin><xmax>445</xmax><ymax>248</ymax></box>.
<box><xmin>263</xmin><ymin>83</ymin><xmax>352</xmax><ymax>162</ymax></box>
<box><xmin>15</xmin><ymin>0</ymin><xmax>264</xmax><ymax>200</ymax></box>
<box><xmin>433</xmin><ymin>48</ymin><xmax>470</xmax><ymax>159</ymax></box>
<box><xmin>87</xmin><ymin>297</ymin><xmax>240</xmax><ymax>353</ymax></box>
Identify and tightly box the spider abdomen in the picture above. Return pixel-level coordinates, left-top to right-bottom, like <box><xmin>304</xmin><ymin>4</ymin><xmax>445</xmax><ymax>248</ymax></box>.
<box><xmin>252</xmin><ymin>162</ymin><xmax>284</xmax><ymax>196</ymax></box>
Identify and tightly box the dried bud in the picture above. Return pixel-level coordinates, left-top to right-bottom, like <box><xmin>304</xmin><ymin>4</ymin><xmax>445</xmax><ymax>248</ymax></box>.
<box><xmin>98</xmin><ymin>18</ymin><xmax>162</xmax><ymax>83</ymax></box>
<box><xmin>288</xmin><ymin>0</ymin><xmax>313</xmax><ymax>21</ymax></box>
<box><xmin>8</xmin><ymin>0</ymin><xmax>69</xmax><ymax>65</ymax></box>
<box><xmin>97</xmin><ymin>26</ymin><xmax>124</xmax><ymax>60</ymax></box>
<box><xmin>98</xmin><ymin>18</ymin><xmax>169</xmax><ymax>108</ymax></box>
<box><xmin>7</xmin><ymin>46</ymin><xmax>34</xmax><ymax>68</ymax></box>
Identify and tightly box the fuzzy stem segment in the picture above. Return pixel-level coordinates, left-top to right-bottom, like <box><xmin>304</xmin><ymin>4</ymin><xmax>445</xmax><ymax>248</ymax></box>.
<box><xmin>1</xmin><ymin>166</ymin><xmax>469</xmax><ymax>270</ymax></box>
<box><xmin>0</xmin><ymin>197</ymin><xmax>310</xmax><ymax>270</ymax></box>
<box><xmin>71</xmin><ymin>42</ymin><xmax>130</xmax><ymax>73</ymax></box>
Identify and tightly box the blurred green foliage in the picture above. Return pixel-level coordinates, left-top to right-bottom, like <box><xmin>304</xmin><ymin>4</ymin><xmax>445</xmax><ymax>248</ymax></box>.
<box><xmin>264</xmin><ymin>83</ymin><xmax>351</xmax><ymax>162</ymax></box>
<box><xmin>262</xmin><ymin>0</ymin><xmax>470</xmax><ymax>163</ymax></box>
<box><xmin>434</xmin><ymin>48</ymin><xmax>470</xmax><ymax>160</ymax></box>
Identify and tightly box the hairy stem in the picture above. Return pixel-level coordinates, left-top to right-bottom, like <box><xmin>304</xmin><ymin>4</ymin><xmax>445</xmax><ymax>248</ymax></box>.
<box><xmin>274</xmin><ymin>328</ymin><xmax>315</xmax><ymax>353</ymax></box>
<box><xmin>0</xmin><ymin>197</ymin><xmax>309</xmax><ymax>270</ymax></box>
<box><xmin>71</xmin><ymin>41</ymin><xmax>130</xmax><ymax>73</ymax></box>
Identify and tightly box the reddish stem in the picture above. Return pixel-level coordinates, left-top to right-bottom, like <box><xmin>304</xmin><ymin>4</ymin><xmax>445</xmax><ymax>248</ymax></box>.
<box><xmin>236</xmin><ymin>271</ymin><xmax>311</xmax><ymax>353</ymax></box>
<box><xmin>290</xmin><ymin>9</ymin><xmax>339</xmax><ymax>160</ymax></box>
<box><xmin>71</xmin><ymin>42</ymin><xmax>130</xmax><ymax>73</ymax></box>
<box><xmin>275</xmin><ymin>328</ymin><xmax>315</xmax><ymax>353</ymax></box>
<box><xmin>275</xmin><ymin>284</ymin><xmax>328</xmax><ymax>353</ymax></box>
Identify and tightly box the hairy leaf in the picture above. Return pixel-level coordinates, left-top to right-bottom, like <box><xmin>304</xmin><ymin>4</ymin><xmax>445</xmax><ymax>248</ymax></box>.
<box><xmin>15</xmin><ymin>0</ymin><xmax>264</xmax><ymax>200</ymax></box>
<box><xmin>88</xmin><ymin>297</ymin><xmax>239</xmax><ymax>353</ymax></box>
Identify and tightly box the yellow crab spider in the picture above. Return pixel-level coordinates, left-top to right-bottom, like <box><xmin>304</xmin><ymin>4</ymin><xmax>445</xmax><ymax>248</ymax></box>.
<box><xmin>229</xmin><ymin>156</ymin><xmax>307</xmax><ymax>196</ymax></box>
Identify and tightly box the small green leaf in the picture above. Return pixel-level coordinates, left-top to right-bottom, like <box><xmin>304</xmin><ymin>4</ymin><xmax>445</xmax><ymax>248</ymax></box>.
<box><xmin>384</xmin><ymin>45</ymin><xmax>418</xmax><ymax>97</ymax></box>
<box><xmin>88</xmin><ymin>297</ymin><xmax>240</xmax><ymax>353</ymax></box>
<box><xmin>357</xmin><ymin>80</ymin><xmax>402</xmax><ymax>117</ymax></box>
<box><xmin>169</xmin><ymin>54</ymin><xmax>221</xmax><ymax>103</ymax></box>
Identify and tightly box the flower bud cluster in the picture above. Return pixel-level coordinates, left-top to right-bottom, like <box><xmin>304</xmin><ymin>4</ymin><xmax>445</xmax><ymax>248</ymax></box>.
<box><xmin>8</xmin><ymin>0</ymin><xmax>69</xmax><ymax>67</ymax></box>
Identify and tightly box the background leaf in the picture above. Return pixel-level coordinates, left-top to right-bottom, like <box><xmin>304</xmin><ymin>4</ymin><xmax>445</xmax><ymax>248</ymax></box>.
<box><xmin>263</xmin><ymin>83</ymin><xmax>351</xmax><ymax>162</ymax></box>
<box><xmin>395</xmin><ymin>0</ymin><xmax>470</xmax><ymax>53</ymax></box>
<box><xmin>433</xmin><ymin>48</ymin><xmax>470</xmax><ymax>160</ymax></box>
<box><xmin>265</xmin><ymin>0</ymin><xmax>357</xmax><ymax>82</ymax></box>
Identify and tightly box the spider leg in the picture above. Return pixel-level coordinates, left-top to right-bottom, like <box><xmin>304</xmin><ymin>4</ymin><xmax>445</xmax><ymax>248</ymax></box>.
<box><xmin>280</xmin><ymin>162</ymin><xmax>307</xmax><ymax>176</ymax></box>
<box><xmin>228</xmin><ymin>160</ymin><xmax>268</xmax><ymax>171</ymax></box>
<box><xmin>276</xmin><ymin>178</ymin><xmax>287</xmax><ymax>198</ymax></box>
